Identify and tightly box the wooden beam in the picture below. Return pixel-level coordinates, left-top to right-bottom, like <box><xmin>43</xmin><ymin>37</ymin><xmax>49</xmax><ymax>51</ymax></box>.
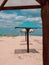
<box><xmin>36</xmin><ymin>0</ymin><xmax>49</xmax><ymax>5</ymax></box>
<box><xmin>41</xmin><ymin>2</ymin><xmax>49</xmax><ymax>65</ymax></box>
<box><xmin>1</xmin><ymin>0</ymin><xmax>8</xmax><ymax>7</ymax></box>
<box><xmin>0</xmin><ymin>5</ymin><xmax>41</xmax><ymax>10</ymax></box>
<box><xmin>36</xmin><ymin>0</ymin><xmax>41</xmax><ymax>4</ymax></box>
<box><xmin>25</xmin><ymin>32</ymin><xmax>27</xmax><ymax>41</ymax></box>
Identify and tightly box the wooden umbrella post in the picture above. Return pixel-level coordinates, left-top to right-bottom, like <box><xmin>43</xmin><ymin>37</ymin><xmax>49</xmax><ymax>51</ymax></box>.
<box><xmin>41</xmin><ymin>1</ymin><xmax>49</xmax><ymax>65</ymax></box>
<box><xmin>26</xmin><ymin>28</ymin><xmax>30</xmax><ymax>53</ymax></box>
<box><xmin>36</xmin><ymin>0</ymin><xmax>49</xmax><ymax>65</ymax></box>
<box><xmin>25</xmin><ymin>31</ymin><xmax>27</xmax><ymax>41</ymax></box>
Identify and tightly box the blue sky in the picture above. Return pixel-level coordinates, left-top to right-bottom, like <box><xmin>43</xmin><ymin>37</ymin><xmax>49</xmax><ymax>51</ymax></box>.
<box><xmin>0</xmin><ymin>9</ymin><xmax>42</xmax><ymax>28</ymax></box>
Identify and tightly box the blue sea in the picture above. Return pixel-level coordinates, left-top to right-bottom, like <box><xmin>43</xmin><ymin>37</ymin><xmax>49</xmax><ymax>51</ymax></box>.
<box><xmin>0</xmin><ymin>28</ymin><xmax>42</xmax><ymax>36</ymax></box>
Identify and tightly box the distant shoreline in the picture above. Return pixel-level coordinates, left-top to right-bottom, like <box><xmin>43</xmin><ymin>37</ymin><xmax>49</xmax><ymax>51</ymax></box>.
<box><xmin>0</xmin><ymin>34</ymin><xmax>19</xmax><ymax>37</ymax></box>
<box><xmin>0</xmin><ymin>34</ymin><xmax>42</xmax><ymax>37</ymax></box>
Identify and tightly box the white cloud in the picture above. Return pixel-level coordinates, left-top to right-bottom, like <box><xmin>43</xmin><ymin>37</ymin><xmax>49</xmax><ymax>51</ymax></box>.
<box><xmin>0</xmin><ymin>24</ymin><xmax>8</xmax><ymax>28</ymax></box>
<box><xmin>21</xmin><ymin>9</ymin><xmax>39</xmax><ymax>12</ymax></box>
<box><xmin>39</xmin><ymin>21</ymin><xmax>42</xmax><ymax>24</ymax></box>
<box><xmin>21</xmin><ymin>9</ymin><xmax>41</xmax><ymax>14</ymax></box>
<box><xmin>0</xmin><ymin>19</ymin><xmax>4</xmax><ymax>22</ymax></box>
<box><xmin>15</xmin><ymin>16</ymin><xmax>26</xmax><ymax>21</ymax></box>
<box><xmin>0</xmin><ymin>12</ymin><xmax>17</xmax><ymax>19</ymax></box>
<box><xmin>26</xmin><ymin>17</ymin><xmax>41</xmax><ymax>21</ymax></box>
<box><xmin>0</xmin><ymin>9</ymin><xmax>41</xmax><ymax>28</ymax></box>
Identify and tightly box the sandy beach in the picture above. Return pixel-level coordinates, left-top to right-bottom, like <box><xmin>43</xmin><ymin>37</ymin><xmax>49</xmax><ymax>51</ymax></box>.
<box><xmin>0</xmin><ymin>36</ymin><xmax>43</xmax><ymax>65</ymax></box>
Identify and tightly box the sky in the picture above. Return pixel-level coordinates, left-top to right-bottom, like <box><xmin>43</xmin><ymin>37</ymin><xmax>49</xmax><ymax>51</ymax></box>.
<box><xmin>0</xmin><ymin>9</ymin><xmax>42</xmax><ymax>28</ymax></box>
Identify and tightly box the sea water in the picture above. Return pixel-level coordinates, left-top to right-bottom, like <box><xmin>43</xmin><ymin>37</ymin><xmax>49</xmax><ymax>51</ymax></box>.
<box><xmin>0</xmin><ymin>28</ymin><xmax>42</xmax><ymax>36</ymax></box>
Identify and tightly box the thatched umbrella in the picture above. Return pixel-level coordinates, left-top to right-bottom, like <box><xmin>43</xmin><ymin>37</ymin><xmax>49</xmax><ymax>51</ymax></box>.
<box><xmin>15</xmin><ymin>21</ymin><xmax>41</xmax><ymax>53</ymax></box>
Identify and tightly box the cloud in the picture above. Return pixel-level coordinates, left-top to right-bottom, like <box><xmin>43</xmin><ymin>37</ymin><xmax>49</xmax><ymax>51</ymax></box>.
<box><xmin>25</xmin><ymin>17</ymin><xmax>41</xmax><ymax>21</ymax></box>
<box><xmin>0</xmin><ymin>12</ymin><xmax>17</xmax><ymax>19</ymax></box>
<box><xmin>21</xmin><ymin>9</ymin><xmax>40</xmax><ymax>12</ymax></box>
<box><xmin>21</xmin><ymin>9</ymin><xmax>41</xmax><ymax>17</ymax></box>
<box><xmin>39</xmin><ymin>21</ymin><xmax>42</xmax><ymax>24</ymax></box>
<box><xmin>0</xmin><ymin>9</ymin><xmax>42</xmax><ymax>28</ymax></box>
<box><xmin>15</xmin><ymin>16</ymin><xmax>26</xmax><ymax>21</ymax></box>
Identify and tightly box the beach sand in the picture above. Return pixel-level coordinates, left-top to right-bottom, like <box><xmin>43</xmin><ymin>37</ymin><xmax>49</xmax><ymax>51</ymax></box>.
<box><xmin>0</xmin><ymin>36</ymin><xmax>43</xmax><ymax>65</ymax></box>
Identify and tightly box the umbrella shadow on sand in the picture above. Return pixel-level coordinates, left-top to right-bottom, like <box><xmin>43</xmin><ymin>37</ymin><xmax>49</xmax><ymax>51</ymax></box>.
<box><xmin>20</xmin><ymin>43</ymin><xmax>33</xmax><ymax>45</ymax></box>
<box><xmin>0</xmin><ymin>40</ymin><xmax>4</xmax><ymax>41</ymax></box>
<box><xmin>14</xmin><ymin>49</ymin><xmax>39</xmax><ymax>54</ymax></box>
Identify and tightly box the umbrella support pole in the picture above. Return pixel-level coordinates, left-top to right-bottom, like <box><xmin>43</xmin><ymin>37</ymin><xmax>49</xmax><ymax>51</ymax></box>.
<box><xmin>25</xmin><ymin>32</ymin><xmax>27</xmax><ymax>41</ymax></box>
<box><xmin>26</xmin><ymin>28</ymin><xmax>30</xmax><ymax>53</ymax></box>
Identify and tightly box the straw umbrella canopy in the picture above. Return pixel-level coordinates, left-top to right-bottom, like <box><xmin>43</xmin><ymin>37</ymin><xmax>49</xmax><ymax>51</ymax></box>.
<box><xmin>20</xmin><ymin>29</ymin><xmax>34</xmax><ymax>41</ymax></box>
<box><xmin>15</xmin><ymin>21</ymin><xmax>41</xmax><ymax>53</ymax></box>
